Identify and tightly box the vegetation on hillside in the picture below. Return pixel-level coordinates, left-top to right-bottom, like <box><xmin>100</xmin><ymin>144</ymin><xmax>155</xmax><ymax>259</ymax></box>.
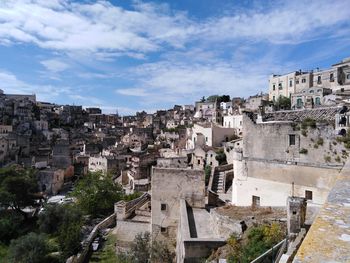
<box><xmin>227</xmin><ymin>223</ymin><xmax>285</xmax><ymax>263</ymax></box>
<box><xmin>0</xmin><ymin>167</ymin><xmax>139</xmax><ymax>262</ymax></box>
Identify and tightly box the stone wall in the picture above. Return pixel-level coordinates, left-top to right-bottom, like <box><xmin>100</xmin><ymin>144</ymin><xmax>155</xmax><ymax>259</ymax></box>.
<box><xmin>232</xmin><ymin>114</ymin><xmax>344</xmax><ymax>207</ymax></box>
<box><xmin>176</xmin><ymin>200</ymin><xmax>226</xmax><ymax>263</ymax></box>
<box><xmin>243</xmin><ymin>114</ymin><xmax>346</xmax><ymax>166</ymax></box>
<box><xmin>151</xmin><ymin>167</ymin><xmax>205</xmax><ymax>248</ymax></box>
<box><xmin>293</xmin><ymin>159</ymin><xmax>350</xmax><ymax>262</ymax></box>
<box><xmin>232</xmin><ymin>159</ymin><xmax>338</xmax><ymax>206</ymax></box>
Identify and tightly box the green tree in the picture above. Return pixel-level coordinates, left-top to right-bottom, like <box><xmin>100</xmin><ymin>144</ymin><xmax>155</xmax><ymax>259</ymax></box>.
<box><xmin>38</xmin><ymin>204</ymin><xmax>82</xmax><ymax>235</ymax></box>
<box><xmin>0</xmin><ymin>211</ymin><xmax>23</xmax><ymax>244</ymax></box>
<box><xmin>274</xmin><ymin>96</ymin><xmax>291</xmax><ymax>110</ymax></box>
<box><xmin>58</xmin><ymin>220</ymin><xmax>82</xmax><ymax>259</ymax></box>
<box><xmin>37</xmin><ymin>204</ymin><xmax>82</xmax><ymax>260</ymax></box>
<box><xmin>215</xmin><ymin>149</ymin><xmax>227</xmax><ymax>165</ymax></box>
<box><xmin>71</xmin><ymin>172</ymin><xmax>123</xmax><ymax>217</ymax></box>
<box><xmin>227</xmin><ymin>234</ymin><xmax>242</xmax><ymax>263</ymax></box>
<box><xmin>130</xmin><ymin>232</ymin><xmax>151</xmax><ymax>262</ymax></box>
<box><xmin>206</xmin><ymin>95</ymin><xmax>219</xmax><ymax>102</ymax></box>
<box><xmin>0</xmin><ymin>166</ymin><xmax>39</xmax><ymax>219</ymax></box>
<box><xmin>7</xmin><ymin>232</ymin><xmax>50</xmax><ymax>263</ymax></box>
<box><xmin>128</xmin><ymin>232</ymin><xmax>172</xmax><ymax>263</ymax></box>
<box><xmin>38</xmin><ymin>205</ymin><xmax>65</xmax><ymax>234</ymax></box>
<box><xmin>219</xmin><ymin>95</ymin><xmax>231</xmax><ymax>102</ymax></box>
<box><xmin>151</xmin><ymin>240</ymin><xmax>173</xmax><ymax>263</ymax></box>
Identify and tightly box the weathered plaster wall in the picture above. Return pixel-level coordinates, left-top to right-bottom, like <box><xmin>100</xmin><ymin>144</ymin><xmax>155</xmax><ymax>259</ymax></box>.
<box><xmin>232</xmin><ymin>159</ymin><xmax>338</xmax><ymax>206</ymax></box>
<box><xmin>151</xmin><ymin>167</ymin><xmax>205</xmax><ymax>248</ymax></box>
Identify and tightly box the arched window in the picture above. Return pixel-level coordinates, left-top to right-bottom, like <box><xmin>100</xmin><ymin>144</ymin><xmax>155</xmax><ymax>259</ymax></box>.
<box><xmin>315</xmin><ymin>97</ymin><xmax>321</xmax><ymax>105</ymax></box>
<box><xmin>297</xmin><ymin>98</ymin><xmax>303</xmax><ymax>107</ymax></box>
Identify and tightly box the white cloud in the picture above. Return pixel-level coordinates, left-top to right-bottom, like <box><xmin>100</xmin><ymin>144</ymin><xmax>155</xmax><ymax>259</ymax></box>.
<box><xmin>0</xmin><ymin>0</ymin><xmax>194</xmax><ymax>55</ymax></box>
<box><xmin>120</xmin><ymin>58</ymin><xmax>268</xmax><ymax>106</ymax></box>
<box><xmin>0</xmin><ymin>70</ymin><xmax>72</xmax><ymax>101</ymax></box>
<box><xmin>199</xmin><ymin>0</ymin><xmax>350</xmax><ymax>44</ymax></box>
<box><xmin>116</xmin><ymin>88</ymin><xmax>149</xmax><ymax>97</ymax></box>
<box><xmin>41</xmin><ymin>59</ymin><xmax>69</xmax><ymax>73</ymax></box>
<box><xmin>0</xmin><ymin>0</ymin><xmax>348</xmax><ymax>58</ymax></box>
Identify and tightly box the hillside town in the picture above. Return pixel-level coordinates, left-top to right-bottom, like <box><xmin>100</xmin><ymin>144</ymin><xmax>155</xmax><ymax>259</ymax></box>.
<box><xmin>0</xmin><ymin>56</ymin><xmax>350</xmax><ymax>262</ymax></box>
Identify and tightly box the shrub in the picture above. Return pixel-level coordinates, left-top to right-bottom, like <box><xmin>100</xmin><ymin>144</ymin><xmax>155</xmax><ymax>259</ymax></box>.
<box><xmin>335</xmin><ymin>156</ymin><xmax>341</xmax><ymax>163</ymax></box>
<box><xmin>313</xmin><ymin>144</ymin><xmax>318</xmax><ymax>149</ymax></box>
<box><xmin>215</xmin><ymin>149</ymin><xmax>227</xmax><ymax>165</ymax></box>
<box><xmin>324</xmin><ymin>156</ymin><xmax>331</xmax><ymax>162</ymax></box>
<box><xmin>301</xmin><ymin>118</ymin><xmax>316</xmax><ymax>129</ymax></box>
<box><xmin>204</xmin><ymin>165</ymin><xmax>212</xmax><ymax>186</ymax></box>
<box><xmin>301</xmin><ymin>130</ymin><xmax>307</xmax><ymax>137</ymax></box>
<box><xmin>299</xmin><ymin>148</ymin><xmax>308</xmax><ymax>154</ymax></box>
<box><xmin>7</xmin><ymin>233</ymin><xmax>50</xmax><ymax>263</ymax></box>
<box><xmin>316</xmin><ymin>138</ymin><xmax>324</xmax><ymax>146</ymax></box>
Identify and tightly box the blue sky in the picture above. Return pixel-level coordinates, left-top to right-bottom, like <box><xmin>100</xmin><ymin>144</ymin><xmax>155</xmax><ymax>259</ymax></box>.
<box><xmin>0</xmin><ymin>0</ymin><xmax>349</xmax><ymax>114</ymax></box>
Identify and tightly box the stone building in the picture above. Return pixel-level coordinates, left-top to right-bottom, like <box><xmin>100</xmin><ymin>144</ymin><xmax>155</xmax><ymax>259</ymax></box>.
<box><xmin>52</xmin><ymin>139</ymin><xmax>71</xmax><ymax>169</ymax></box>
<box><xmin>127</xmin><ymin>152</ymin><xmax>157</xmax><ymax>192</ymax></box>
<box><xmin>194</xmin><ymin>100</ymin><xmax>221</xmax><ymax>123</ymax></box>
<box><xmin>88</xmin><ymin>155</ymin><xmax>126</xmax><ymax>175</ymax></box>
<box><xmin>38</xmin><ymin>168</ymin><xmax>65</xmax><ymax>195</ymax></box>
<box><xmin>244</xmin><ymin>93</ymin><xmax>269</xmax><ymax>111</ymax></box>
<box><xmin>269</xmin><ymin>57</ymin><xmax>350</xmax><ymax>101</ymax></box>
<box><xmin>223</xmin><ymin>114</ymin><xmax>243</xmax><ymax>135</ymax></box>
<box><xmin>151</xmin><ymin>162</ymin><xmax>205</xmax><ymax>249</ymax></box>
<box><xmin>186</xmin><ymin>123</ymin><xmax>235</xmax><ymax>150</ymax></box>
<box><xmin>291</xmin><ymin>87</ymin><xmax>332</xmax><ymax>109</ymax></box>
<box><xmin>232</xmin><ymin>108</ymin><xmax>346</xmax><ymax>207</ymax></box>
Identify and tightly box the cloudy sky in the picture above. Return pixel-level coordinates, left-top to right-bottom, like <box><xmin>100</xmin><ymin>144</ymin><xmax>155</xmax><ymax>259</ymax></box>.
<box><xmin>0</xmin><ymin>0</ymin><xmax>349</xmax><ymax>114</ymax></box>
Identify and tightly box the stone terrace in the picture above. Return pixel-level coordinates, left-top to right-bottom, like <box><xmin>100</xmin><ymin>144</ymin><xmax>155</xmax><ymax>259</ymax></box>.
<box><xmin>263</xmin><ymin>106</ymin><xmax>341</xmax><ymax>122</ymax></box>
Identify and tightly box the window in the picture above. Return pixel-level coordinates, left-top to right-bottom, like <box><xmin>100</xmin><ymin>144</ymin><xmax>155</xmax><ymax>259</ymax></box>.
<box><xmin>330</xmin><ymin>73</ymin><xmax>334</xmax><ymax>82</ymax></box>
<box><xmin>273</xmin><ymin>96</ymin><xmax>275</xmax><ymax>102</ymax></box>
<box><xmin>310</xmin><ymin>90</ymin><xmax>314</xmax><ymax>93</ymax></box>
<box><xmin>161</xmin><ymin>203</ymin><xmax>167</xmax><ymax>211</ymax></box>
<box><xmin>210</xmin><ymin>162</ymin><xmax>212</xmax><ymax>165</ymax></box>
<box><xmin>273</xmin><ymin>84</ymin><xmax>276</xmax><ymax>91</ymax></box>
<box><xmin>289</xmin><ymin>80</ymin><xmax>293</xmax><ymax>87</ymax></box>
<box><xmin>197</xmin><ymin>159</ymin><xmax>200</xmax><ymax>165</ymax></box>
<box><xmin>296</xmin><ymin>79</ymin><xmax>300</xmax><ymax>84</ymax></box>
<box><xmin>317</xmin><ymin>89</ymin><xmax>322</xmax><ymax>92</ymax></box>
<box><xmin>252</xmin><ymin>196</ymin><xmax>260</xmax><ymax>207</ymax></box>
<box><xmin>205</xmin><ymin>137</ymin><xmax>208</xmax><ymax>142</ymax></box>
<box><xmin>161</xmin><ymin>227</ymin><xmax>167</xmax><ymax>233</ymax></box>
<box><xmin>317</xmin><ymin>76</ymin><xmax>322</xmax><ymax>84</ymax></box>
<box><xmin>347</xmin><ymin>74</ymin><xmax>350</xmax><ymax>80</ymax></box>
<box><xmin>315</xmin><ymin>97</ymin><xmax>321</xmax><ymax>105</ymax></box>
<box><xmin>289</xmin><ymin>134</ymin><xmax>296</xmax><ymax>146</ymax></box>
<box><xmin>278</xmin><ymin>83</ymin><xmax>283</xmax><ymax>90</ymax></box>
<box><xmin>305</xmin><ymin>190</ymin><xmax>313</xmax><ymax>200</ymax></box>
<box><xmin>302</xmin><ymin>78</ymin><xmax>306</xmax><ymax>83</ymax></box>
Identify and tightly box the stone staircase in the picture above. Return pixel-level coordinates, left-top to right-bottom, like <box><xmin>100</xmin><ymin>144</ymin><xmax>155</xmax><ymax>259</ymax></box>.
<box><xmin>210</xmin><ymin>164</ymin><xmax>234</xmax><ymax>195</ymax></box>
<box><xmin>212</xmin><ymin>170</ymin><xmax>225</xmax><ymax>193</ymax></box>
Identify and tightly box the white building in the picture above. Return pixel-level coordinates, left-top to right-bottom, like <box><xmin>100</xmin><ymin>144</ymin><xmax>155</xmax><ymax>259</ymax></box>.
<box><xmin>223</xmin><ymin>114</ymin><xmax>243</xmax><ymax>135</ymax></box>
<box><xmin>186</xmin><ymin>123</ymin><xmax>236</xmax><ymax>150</ymax></box>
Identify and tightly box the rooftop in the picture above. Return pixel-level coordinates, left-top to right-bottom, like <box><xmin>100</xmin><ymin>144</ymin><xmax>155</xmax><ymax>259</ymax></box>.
<box><xmin>188</xmin><ymin>207</ymin><xmax>220</xmax><ymax>239</ymax></box>
<box><xmin>263</xmin><ymin>106</ymin><xmax>341</xmax><ymax>122</ymax></box>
